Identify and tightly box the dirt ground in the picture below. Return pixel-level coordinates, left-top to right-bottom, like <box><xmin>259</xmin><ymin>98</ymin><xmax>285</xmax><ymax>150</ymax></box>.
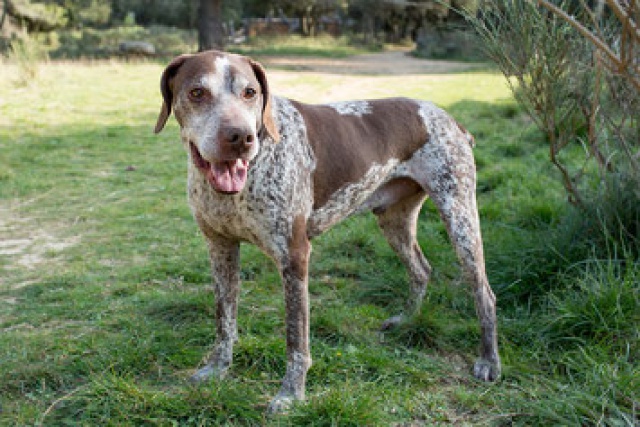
<box><xmin>258</xmin><ymin>50</ymin><xmax>479</xmax><ymax>75</ymax></box>
<box><xmin>257</xmin><ymin>50</ymin><xmax>484</xmax><ymax>104</ymax></box>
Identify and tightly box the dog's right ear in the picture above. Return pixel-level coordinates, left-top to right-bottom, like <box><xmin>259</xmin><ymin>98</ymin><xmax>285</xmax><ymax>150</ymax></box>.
<box><xmin>154</xmin><ymin>54</ymin><xmax>190</xmax><ymax>134</ymax></box>
<box><xmin>249</xmin><ymin>59</ymin><xmax>280</xmax><ymax>143</ymax></box>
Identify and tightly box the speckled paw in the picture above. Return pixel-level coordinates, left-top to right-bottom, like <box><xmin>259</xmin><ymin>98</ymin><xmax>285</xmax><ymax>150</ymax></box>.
<box><xmin>189</xmin><ymin>364</ymin><xmax>227</xmax><ymax>383</ymax></box>
<box><xmin>266</xmin><ymin>393</ymin><xmax>296</xmax><ymax>415</ymax></box>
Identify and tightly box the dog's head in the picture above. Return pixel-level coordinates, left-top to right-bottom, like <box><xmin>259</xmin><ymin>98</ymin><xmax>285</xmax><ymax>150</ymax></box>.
<box><xmin>155</xmin><ymin>50</ymin><xmax>280</xmax><ymax>194</ymax></box>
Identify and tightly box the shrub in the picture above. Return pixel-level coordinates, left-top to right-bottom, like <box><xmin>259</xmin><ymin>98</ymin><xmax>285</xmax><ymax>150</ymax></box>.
<box><xmin>466</xmin><ymin>0</ymin><xmax>639</xmax><ymax>207</ymax></box>
<box><xmin>49</xmin><ymin>25</ymin><xmax>197</xmax><ymax>58</ymax></box>
<box><xmin>489</xmin><ymin>173</ymin><xmax>640</xmax><ymax>303</ymax></box>
<box><xmin>7</xmin><ymin>33</ymin><xmax>48</xmax><ymax>86</ymax></box>
<box><xmin>466</xmin><ymin>0</ymin><xmax>639</xmax><ymax>309</ymax></box>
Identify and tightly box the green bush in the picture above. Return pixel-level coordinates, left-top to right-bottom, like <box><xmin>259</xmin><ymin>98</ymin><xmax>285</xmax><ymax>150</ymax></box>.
<box><xmin>7</xmin><ymin>34</ymin><xmax>48</xmax><ymax>86</ymax></box>
<box><xmin>77</xmin><ymin>0</ymin><xmax>112</xmax><ymax>27</ymax></box>
<box><xmin>467</xmin><ymin>0</ymin><xmax>639</xmax><ymax>209</ymax></box>
<box><xmin>49</xmin><ymin>25</ymin><xmax>197</xmax><ymax>58</ymax></box>
<box><xmin>487</xmin><ymin>171</ymin><xmax>639</xmax><ymax>306</ymax></box>
<box><xmin>8</xmin><ymin>0</ymin><xmax>68</xmax><ymax>31</ymax></box>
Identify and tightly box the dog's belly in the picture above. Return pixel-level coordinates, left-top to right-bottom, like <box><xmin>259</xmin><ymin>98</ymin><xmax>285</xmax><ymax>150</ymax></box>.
<box><xmin>307</xmin><ymin>158</ymin><xmax>402</xmax><ymax>237</ymax></box>
<box><xmin>190</xmin><ymin>157</ymin><xmax>411</xmax><ymax>248</ymax></box>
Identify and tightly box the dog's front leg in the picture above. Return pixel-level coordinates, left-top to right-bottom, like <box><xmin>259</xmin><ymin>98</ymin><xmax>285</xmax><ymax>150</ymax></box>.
<box><xmin>267</xmin><ymin>220</ymin><xmax>313</xmax><ymax>413</ymax></box>
<box><xmin>191</xmin><ymin>234</ymin><xmax>240</xmax><ymax>383</ymax></box>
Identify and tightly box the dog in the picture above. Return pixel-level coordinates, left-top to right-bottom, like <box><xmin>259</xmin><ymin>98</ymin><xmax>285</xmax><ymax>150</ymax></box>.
<box><xmin>154</xmin><ymin>50</ymin><xmax>500</xmax><ymax>413</ymax></box>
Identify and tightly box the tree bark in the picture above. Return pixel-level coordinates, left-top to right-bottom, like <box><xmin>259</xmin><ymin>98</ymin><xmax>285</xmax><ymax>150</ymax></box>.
<box><xmin>0</xmin><ymin>0</ymin><xmax>7</xmax><ymax>31</ymax></box>
<box><xmin>198</xmin><ymin>0</ymin><xmax>225</xmax><ymax>52</ymax></box>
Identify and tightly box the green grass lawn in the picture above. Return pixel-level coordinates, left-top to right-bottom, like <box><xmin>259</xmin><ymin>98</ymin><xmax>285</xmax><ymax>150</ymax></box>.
<box><xmin>0</xmin><ymin>58</ymin><xmax>637</xmax><ymax>426</ymax></box>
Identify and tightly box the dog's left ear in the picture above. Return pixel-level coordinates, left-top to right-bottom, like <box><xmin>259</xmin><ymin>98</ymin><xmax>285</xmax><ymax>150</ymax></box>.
<box><xmin>155</xmin><ymin>54</ymin><xmax>190</xmax><ymax>134</ymax></box>
<box><xmin>250</xmin><ymin>59</ymin><xmax>280</xmax><ymax>143</ymax></box>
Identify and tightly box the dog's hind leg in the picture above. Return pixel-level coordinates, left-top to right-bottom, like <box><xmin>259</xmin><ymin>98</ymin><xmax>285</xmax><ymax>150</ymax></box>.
<box><xmin>415</xmin><ymin>136</ymin><xmax>501</xmax><ymax>381</ymax></box>
<box><xmin>374</xmin><ymin>187</ymin><xmax>431</xmax><ymax>330</ymax></box>
<box><xmin>435</xmin><ymin>190</ymin><xmax>500</xmax><ymax>381</ymax></box>
<box><xmin>433</xmin><ymin>191</ymin><xmax>500</xmax><ymax>381</ymax></box>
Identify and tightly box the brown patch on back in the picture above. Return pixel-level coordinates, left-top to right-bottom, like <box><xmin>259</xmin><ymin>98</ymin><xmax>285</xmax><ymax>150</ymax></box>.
<box><xmin>293</xmin><ymin>98</ymin><xmax>429</xmax><ymax>209</ymax></box>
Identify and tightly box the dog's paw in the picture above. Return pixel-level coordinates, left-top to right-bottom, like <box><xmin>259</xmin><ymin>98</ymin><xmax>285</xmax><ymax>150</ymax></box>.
<box><xmin>266</xmin><ymin>393</ymin><xmax>296</xmax><ymax>415</ymax></box>
<box><xmin>189</xmin><ymin>364</ymin><xmax>227</xmax><ymax>384</ymax></box>
<box><xmin>380</xmin><ymin>314</ymin><xmax>406</xmax><ymax>331</ymax></box>
<box><xmin>473</xmin><ymin>357</ymin><xmax>501</xmax><ymax>382</ymax></box>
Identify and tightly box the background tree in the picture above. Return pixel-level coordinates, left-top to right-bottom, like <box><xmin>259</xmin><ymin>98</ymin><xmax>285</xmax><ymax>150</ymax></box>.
<box><xmin>198</xmin><ymin>0</ymin><xmax>225</xmax><ymax>51</ymax></box>
<box><xmin>3</xmin><ymin>0</ymin><xmax>67</xmax><ymax>31</ymax></box>
<box><xmin>1</xmin><ymin>0</ymin><xmax>8</xmax><ymax>30</ymax></box>
<box><xmin>274</xmin><ymin>0</ymin><xmax>343</xmax><ymax>36</ymax></box>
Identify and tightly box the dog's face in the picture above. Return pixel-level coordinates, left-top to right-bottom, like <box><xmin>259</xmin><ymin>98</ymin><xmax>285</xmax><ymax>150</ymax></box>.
<box><xmin>155</xmin><ymin>51</ymin><xmax>279</xmax><ymax>194</ymax></box>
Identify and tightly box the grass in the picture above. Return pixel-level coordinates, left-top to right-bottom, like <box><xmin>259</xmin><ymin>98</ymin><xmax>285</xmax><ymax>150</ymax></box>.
<box><xmin>0</xmin><ymin>55</ymin><xmax>638</xmax><ymax>426</ymax></box>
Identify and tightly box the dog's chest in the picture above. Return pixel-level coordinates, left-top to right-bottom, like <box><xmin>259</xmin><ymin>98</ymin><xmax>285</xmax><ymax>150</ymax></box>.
<box><xmin>188</xmin><ymin>99</ymin><xmax>315</xmax><ymax>251</ymax></box>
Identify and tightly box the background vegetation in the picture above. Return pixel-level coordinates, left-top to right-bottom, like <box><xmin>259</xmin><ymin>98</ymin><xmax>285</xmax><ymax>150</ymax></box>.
<box><xmin>1</xmin><ymin>0</ymin><xmax>476</xmax><ymax>58</ymax></box>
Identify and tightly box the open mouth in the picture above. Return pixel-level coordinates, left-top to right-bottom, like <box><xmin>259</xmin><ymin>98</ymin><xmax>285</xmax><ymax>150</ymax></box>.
<box><xmin>190</xmin><ymin>142</ymin><xmax>249</xmax><ymax>194</ymax></box>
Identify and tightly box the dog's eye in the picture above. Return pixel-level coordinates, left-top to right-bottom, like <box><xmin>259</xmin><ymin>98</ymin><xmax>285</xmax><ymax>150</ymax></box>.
<box><xmin>242</xmin><ymin>87</ymin><xmax>257</xmax><ymax>100</ymax></box>
<box><xmin>189</xmin><ymin>88</ymin><xmax>205</xmax><ymax>101</ymax></box>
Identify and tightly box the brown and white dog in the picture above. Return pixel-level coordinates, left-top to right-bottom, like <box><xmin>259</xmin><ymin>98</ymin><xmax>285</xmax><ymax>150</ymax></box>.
<box><xmin>154</xmin><ymin>50</ymin><xmax>500</xmax><ymax>413</ymax></box>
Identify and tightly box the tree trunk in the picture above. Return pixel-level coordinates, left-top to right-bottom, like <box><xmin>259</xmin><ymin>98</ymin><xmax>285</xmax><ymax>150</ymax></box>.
<box><xmin>0</xmin><ymin>0</ymin><xmax>7</xmax><ymax>31</ymax></box>
<box><xmin>198</xmin><ymin>0</ymin><xmax>225</xmax><ymax>52</ymax></box>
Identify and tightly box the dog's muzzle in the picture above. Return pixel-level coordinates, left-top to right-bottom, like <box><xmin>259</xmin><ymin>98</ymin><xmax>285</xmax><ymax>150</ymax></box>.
<box><xmin>190</xmin><ymin>142</ymin><xmax>250</xmax><ymax>194</ymax></box>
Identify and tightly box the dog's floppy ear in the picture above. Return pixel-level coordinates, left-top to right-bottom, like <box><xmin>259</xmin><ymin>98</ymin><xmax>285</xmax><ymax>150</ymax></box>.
<box><xmin>250</xmin><ymin>59</ymin><xmax>280</xmax><ymax>143</ymax></box>
<box><xmin>155</xmin><ymin>54</ymin><xmax>190</xmax><ymax>134</ymax></box>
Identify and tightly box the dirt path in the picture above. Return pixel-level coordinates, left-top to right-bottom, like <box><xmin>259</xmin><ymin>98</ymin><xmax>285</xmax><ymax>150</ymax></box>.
<box><xmin>258</xmin><ymin>49</ymin><xmax>484</xmax><ymax>104</ymax></box>
<box><xmin>259</xmin><ymin>50</ymin><xmax>480</xmax><ymax>75</ymax></box>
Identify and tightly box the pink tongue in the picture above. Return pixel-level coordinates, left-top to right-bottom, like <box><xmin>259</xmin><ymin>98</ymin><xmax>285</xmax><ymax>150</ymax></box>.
<box><xmin>209</xmin><ymin>159</ymin><xmax>248</xmax><ymax>193</ymax></box>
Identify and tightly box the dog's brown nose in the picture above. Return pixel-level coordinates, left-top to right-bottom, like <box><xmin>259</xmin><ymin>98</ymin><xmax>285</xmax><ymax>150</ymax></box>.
<box><xmin>223</xmin><ymin>127</ymin><xmax>254</xmax><ymax>149</ymax></box>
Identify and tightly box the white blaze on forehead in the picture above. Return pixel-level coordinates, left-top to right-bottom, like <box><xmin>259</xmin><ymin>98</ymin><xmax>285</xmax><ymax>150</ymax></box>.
<box><xmin>327</xmin><ymin>100</ymin><xmax>372</xmax><ymax>117</ymax></box>
<box><xmin>181</xmin><ymin>55</ymin><xmax>261</xmax><ymax>163</ymax></box>
<box><xmin>199</xmin><ymin>56</ymin><xmax>231</xmax><ymax>94</ymax></box>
